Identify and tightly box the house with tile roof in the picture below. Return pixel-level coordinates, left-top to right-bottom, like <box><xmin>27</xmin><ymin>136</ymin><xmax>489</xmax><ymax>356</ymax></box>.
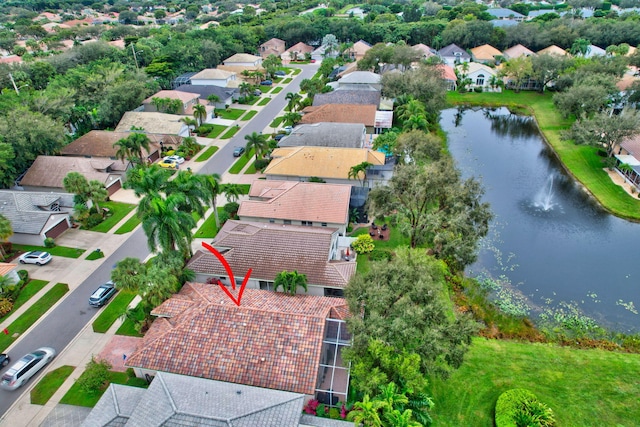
<box><xmin>299</xmin><ymin>104</ymin><xmax>378</xmax><ymax>132</ymax></box>
<box><xmin>238</xmin><ymin>180</ymin><xmax>352</xmax><ymax>235</ymax></box>
<box><xmin>142</xmin><ymin>90</ymin><xmax>202</xmax><ymax>116</ymax></box>
<box><xmin>264</xmin><ymin>146</ymin><xmax>390</xmax><ymax>187</ymax></box>
<box><xmin>115</xmin><ymin>112</ymin><xmax>190</xmax><ymax>136</ymax></box>
<box><xmin>81</xmin><ymin>372</ymin><xmax>305</xmax><ymax>427</ymax></box>
<box><xmin>281</xmin><ymin>42</ymin><xmax>314</xmax><ymax>62</ymax></box>
<box><xmin>537</xmin><ymin>45</ymin><xmax>570</xmax><ymax>56</ymax></box>
<box><xmin>343</xmin><ymin>39</ymin><xmax>372</xmax><ymax>61</ymax></box>
<box><xmin>126</xmin><ymin>285</ymin><xmax>352</xmax><ymax>404</ymax></box>
<box><xmin>438</xmin><ymin>43</ymin><xmax>471</xmax><ymax>67</ymax></box>
<box><xmin>278</xmin><ymin>123</ymin><xmax>366</xmax><ymax>150</ymax></box>
<box><xmin>223</xmin><ymin>53</ymin><xmax>263</xmax><ymax>67</ymax></box>
<box><xmin>312</xmin><ymin>89</ymin><xmax>381</xmax><ymax>108</ymax></box>
<box><xmin>189</xmin><ymin>68</ymin><xmax>238</xmax><ymax>87</ymax></box>
<box><xmin>470</xmin><ymin>44</ymin><xmax>503</xmax><ymax>64</ymax></box>
<box><xmin>0</xmin><ymin>190</ymin><xmax>74</xmax><ymax>245</ymax></box>
<box><xmin>0</xmin><ymin>263</ymin><xmax>20</xmax><ymax>284</ymax></box>
<box><xmin>503</xmin><ymin>44</ymin><xmax>535</xmax><ymax>60</ymax></box>
<box><xmin>413</xmin><ymin>43</ymin><xmax>437</xmax><ymax>60</ymax></box>
<box><xmin>260</xmin><ymin>37</ymin><xmax>286</xmax><ymax>59</ymax></box>
<box><xmin>174</xmin><ymin>84</ymin><xmax>237</xmax><ymax>109</ymax></box>
<box><xmin>187</xmin><ymin>220</ymin><xmax>356</xmax><ymax>294</ymax></box>
<box><xmin>457</xmin><ymin>62</ymin><xmax>500</xmax><ymax>92</ymax></box>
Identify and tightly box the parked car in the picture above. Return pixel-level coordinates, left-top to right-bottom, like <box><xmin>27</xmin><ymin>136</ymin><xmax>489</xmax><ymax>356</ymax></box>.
<box><xmin>0</xmin><ymin>353</ymin><xmax>9</xmax><ymax>367</ymax></box>
<box><xmin>274</xmin><ymin>133</ymin><xmax>286</xmax><ymax>142</ymax></box>
<box><xmin>89</xmin><ymin>281</ymin><xmax>117</xmax><ymax>307</ymax></box>
<box><xmin>1</xmin><ymin>347</ymin><xmax>56</xmax><ymax>390</ymax></box>
<box><xmin>18</xmin><ymin>251</ymin><xmax>52</xmax><ymax>266</ymax></box>
<box><xmin>274</xmin><ymin>71</ymin><xmax>286</xmax><ymax>77</ymax></box>
<box><xmin>233</xmin><ymin>146</ymin><xmax>245</xmax><ymax>157</ymax></box>
<box><xmin>283</xmin><ymin>126</ymin><xmax>293</xmax><ymax>134</ymax></box>
<box><xmin>163</xmin><ymin>155</ymin><xmax>185</xmax><ymax>164</ymax></box>
<box><xmin>260</xmin><ymin>80</ymin><xmax>273</xmax><ymax>86</ymax></box>
<box><xmin>253</xmin><ymin>89</ymin><xmax>262</xmax><ymax>96</ymax></box>
<box><xmin>158</xmin><ymin>158</ymin><xmax>180</xmax><ymax>169</ymax></box>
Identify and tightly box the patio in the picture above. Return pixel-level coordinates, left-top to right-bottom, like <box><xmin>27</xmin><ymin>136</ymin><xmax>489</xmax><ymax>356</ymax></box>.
<box><xmin>368</xmin><ymin>222</ymin><xmax>390</xmax><ymax>241</ymax></box>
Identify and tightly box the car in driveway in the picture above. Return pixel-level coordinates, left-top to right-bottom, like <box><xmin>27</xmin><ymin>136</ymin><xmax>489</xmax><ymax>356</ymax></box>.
<box><xmin>1</xmin><ymin>347</ymin><xmax>56</xmax><ymax>390</ymax></box>
<box><xmin>274</xmin><ymin>133</ymin><xmax>286</xmax><ymax>142</ymax></box>
<box><xmin>0</xmin><ymin>354</ymin><xmax>9</xmax><ymax>367</ymax></box>
<box><xmin>253</xmin><ymin>89</ymin><xmax>262</xmax><ymax>96</ymax></box>
<box><xmin>274</xmin><ymin>70</ymin><xmax>286</xmax><ymax>77</ymax></box>
<box><xmin>18</xmin><ymin>251</ymin><xmax>52</xmax><ymax>266</ymax></box>
<box><xmin>89</xmin><ymin>281</ymin><xmax>117</xmax><ymax>307</ymax></box>
<box><xmin>283</xmin><ymin>126</ymin><xmax>293</xmax><ymax>134</ymax></box>
<box><xmin>163</xmin><ymin>155</ymin><xmax>185</xmax><ymax>164</ymax></box>
<box><xmin>233</xmin><ymin>146</ymin><xmax>245</xmax><ymax>157</ymax></box>
<box><xmin>158</xmin><ymin>158</ymin><xmax>180</xmax><ymax>169</ymax></box>
<box><xmin>260</xmin><ymin>80</ymin><xmax>273</xmax><ymax>86</ymax></box>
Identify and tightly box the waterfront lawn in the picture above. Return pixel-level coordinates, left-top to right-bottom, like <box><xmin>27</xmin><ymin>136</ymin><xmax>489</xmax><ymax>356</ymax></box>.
<box><xmin>430</xmin><ymin>337</ymin><xmax>640</xmax><ymax>426</ymax></box>
<box><xmin>31</xmin><ymin>365</ymin><xmax>75</xmax><ymax>405</ymax></box>
<box><xmin>351</xmin><ymin>224</ymin><xmax>411</xmax><ymax>274</ymax></box>
<box><xmin>448</xmin><ymin>91</ymin><xmax>640</xmax><ymax>221</ymax></box>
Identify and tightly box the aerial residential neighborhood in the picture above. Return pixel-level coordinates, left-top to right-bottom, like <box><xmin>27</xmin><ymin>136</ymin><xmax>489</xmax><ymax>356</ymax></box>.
<box><xmin>1</xmin><ymin>0</ymin><xmax>640</xmax><ymax>426</ymax></box>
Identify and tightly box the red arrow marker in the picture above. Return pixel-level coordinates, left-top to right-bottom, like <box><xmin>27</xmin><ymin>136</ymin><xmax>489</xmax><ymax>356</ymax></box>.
<box><xmin>202</xmin><ymin>242</ymin><xmax>252</xmax><ymax>306</ymax></box>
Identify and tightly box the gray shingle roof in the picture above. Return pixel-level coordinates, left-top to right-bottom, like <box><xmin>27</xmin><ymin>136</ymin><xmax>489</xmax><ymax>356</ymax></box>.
<box><xmin>438</xmin><ymin>43</ymin><xmax>471</xmax><ymax>59</ymax></box>
<box><xmin>278</xmin><ymin>123</ymin><xmax>365</xmax><ymax>148</ymax></box>
<box><xmin>0</xmin><ymin>190</ymin><xmax>74</xmax><ymax>235</ymax></box>
<box><xmin>80</xmin><ymin>384</ymin><xmax>145</xmax><ymax>427</ymax></box>
<box><xmin>174</xmin><ymin>84</ymin><xmax>237</xmax><ymax>100</ymax></box>
<box><xmin>312</xmin><ymin>90</ymin><xmax>380</xmax><ymax>107</ymax></box>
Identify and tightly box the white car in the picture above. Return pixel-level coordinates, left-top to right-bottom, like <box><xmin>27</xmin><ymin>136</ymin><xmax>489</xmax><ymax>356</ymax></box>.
<box><xmin>18</xmin><ymin>251</ymin><xmax>52</xmax><ymax>266</ymax></box>
<box><xmin>163</xmin><ymin>155</ymin><xmax>185</xmax><ymax>164</ymax></box>
<box><xmin>1</xmin><ymin>347</ymin><xmax>56</xmax><ymax>390</ymax></box>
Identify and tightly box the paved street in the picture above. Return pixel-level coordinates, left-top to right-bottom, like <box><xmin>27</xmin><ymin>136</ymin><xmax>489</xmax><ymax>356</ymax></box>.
<box><xmin>0</xmin><ymin>62</ymin><xmax>318</xmax><ymax>421</ymax></box>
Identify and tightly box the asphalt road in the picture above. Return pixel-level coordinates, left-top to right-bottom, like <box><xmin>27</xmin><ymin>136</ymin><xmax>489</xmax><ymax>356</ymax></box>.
<box><xmin>0</xmin><ymin>62</ymin><xmax>318</xmax><ymax>416</ymax></box>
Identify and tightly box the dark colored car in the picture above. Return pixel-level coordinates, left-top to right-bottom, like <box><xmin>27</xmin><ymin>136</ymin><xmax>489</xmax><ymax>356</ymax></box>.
<box><xmin>89</xmin><ymin>281</ymin><xmax>117</xmax><ymax>307</ymax></box>
<box><xmin>274</xmin><ymin>71</ymin><xmax>286</xmax><ymax>77</ymax></box>
<box><xmin>233</xmin><ymin>146</ymin><xmax>245</xmax><ymax>157</ymax></box>
<box><xmin>0</xmin><ymin>353</ymin><xmax>9</xmax><ymax>367</ymax></box>
<box><xmin>260</xmin><ymin>80</ymin><xmax>273</xmax><ymax>86</ymax></box>
<box><xmin>274</xmin><ymin>133</ymin><xmax>286</xmax><ymax>142</ymax></box>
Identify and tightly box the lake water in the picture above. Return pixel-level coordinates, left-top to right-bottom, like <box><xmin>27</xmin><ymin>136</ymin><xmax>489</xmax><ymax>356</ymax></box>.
<box><xmin>442</xmin><ymin>107</ymin><xmax>640</xmax><ymax>333</ymax></box>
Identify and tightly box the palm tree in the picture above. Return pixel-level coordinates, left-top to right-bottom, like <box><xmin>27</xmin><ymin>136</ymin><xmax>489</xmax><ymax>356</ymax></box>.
<box><xmin>166</xmin><ymin>170</ymin><xmax>207</xmax><ymax>217</ymax></box>
<box><xmin>141</xmin><ymin>193</ymin><xmax>196</xmax><ymax>258</ymax></box>
<box><xmin>87</xmin><ymin>180</ymin><xmax>108</xmax><ymax>216</ymax></box>
<box><xmin>222</xmin><ymin>183</ymin><xmax>243</xmax><ymax>203</ymax></box>
<box><xmin>206</xmin><ymin>94</ymin><xmax>220</xmax><ymax>105</ymax></box>
<box><xmin>0</xmin><ymin>214</ymin><xmax>13</xmax><ymax>261</ymax></box>
<box><xmin>111</xmin><ymin>257</ymin><xmax>147</xmax><ymax>292</ymax></box>
<box><xmin>282</xmin><ymin>111</ymin><xmax>301</xmax><ymax>126</ymax></box>
<box><xmin>238</xmin><ymin>82</ymin><xmax>252</xmax><ymax>98</ymax></box>
<box><xmin>0</xmin><ymin>274</ymin><xmax>15</xmax><ymax>294</ymax></box>
<box><xmin>144</xmin><ymin>265</ymin><xmax>180</xmax><ymax>307</ymax></box>
<box><xmin>384</xmin><ymin>409</ymin><xmax>422</xmax><ymax>427</ymax></box>
<box><xmin>274</xmin><ymin>270</ymin><xmax>308</xmax><ymax>295</ymax></box>
<box><xmin>285</xmin><ymin>92</ymin><xmax>302</xmax><ymax>112</ymax></box>
<box><xmin>198</xmin><ymin>174</ymin><xmax>223</xmax><ymax>228</ymax></box>
<box><xmin>347</xmin><ymin>395</ymin><xmax>387</xmax><ymax>427</ymax></box>
<box><xmin>124</xmin><ymin>165</ymin><xmax>172</xmax><ymax>216</ymax></box>
<box><xmin>244</xmin><ymin>131</ymin><xmax>268</xmax><ymax>161</ymax></box>
<box><xmin>114</xmin><ymin>133</ymin><xmax>151</xmax><ymax>166</ymax></box>
<box><xmin>193</xmin><ymin>103</ymin><xmax>207</xmax><ymax>127</ymax></box>
<box><xmin>180</xmin><ymin>117</ymin><xmax>198</xmax><ymax>135</ymax></box>
<box><xmin>397</xmin><ymin>99</ymin><xmax>426</xmax><ymax>123</ymax></box>
<box><xmin>348</xmin><ymin>161</ymin><xmax>373</xmax><ymax>187</ymax></box>
<box><xmin>402</xmin><ymin>114</ymin><xmax>429</xmax><ymax>132</ymax></box>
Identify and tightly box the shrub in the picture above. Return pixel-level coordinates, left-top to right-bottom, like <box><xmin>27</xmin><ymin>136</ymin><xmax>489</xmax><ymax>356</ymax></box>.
<box><xmin>126</xmin><ymin>368</ymin><xmax>136</xmax><ymax>378</ymax></box>
<box><xmin>0</xmin><ymin>297</ymin><xmax>13</xmax><ymax>316</ymax></box>
<box><xmin>18</xmin><ymin>270</ymin><xmax>28</xmax><ymax>282</ymax></box>
<box><xmin>496</xmin><ymin>388</ymin><xmax>556</xmax><ymax>427</ymax></box>
<box><xmin>369</xmin><ymin>249</ymin><xmax>393</xmax><ymax>262</ymax></box>
<box><xmin>328</xmin><ymin>407</ymin><xmax>340</xmax><ymax>419</ymax></box>
<box><xmin>303</xmin><ymin>399</ymin><xmax>319</xmax><ymax>414</ymax></box>
<box><xmin>254</xmin><ymin>158</ymin><xmax>271</xmax><ymax>171</ymax></box>
<box><xmin>352</xmin><ymin>234</ymin><xmax>375</xmax><ymax>254</ymax></box>
<box><xmin>474</xmin><ymin>86</ymin><xmax>483</xmax><ymax>93</ymax></box>
<box><xmin>43</xmin><ymin>237</ymin><xmax>56</xmax><ymax>248</ymax></box>
<box><xmin>223</xmin><ymin>202</ymin><xmax>239</xmax><ymax>216</ymax></box>
<box><xmin>218</xmin><ymin>210</ymin><xmax>230</xmax><ymax>226</ymax></box>
<box><xmin>77</xmin><ymin>357</ymin><xmax>112</xmax><ymax>394</ymax></box>
<box><xmin>86</xmin><ymin>213</ymin><xmax>104</xmax><ymax>228</ymax></box>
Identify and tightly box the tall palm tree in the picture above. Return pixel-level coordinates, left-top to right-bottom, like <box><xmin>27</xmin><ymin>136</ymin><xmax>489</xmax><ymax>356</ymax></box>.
<box><xmin>87</xmin><ymin>180</ymin><xmax>108</xmax><ymax>216</ymax></box>
<box><xmin>192</xmin><ymin>103</ymin><xmax>207</xmax><ymax>127</ymax></box>
<box><xmin>402</xmin><ymin>114</ymin><xmax>429</xmax><ymax>132</ymax></box>
<box><xmin>238</xmin><ymin>82</ymin><xmax>252</xmax><ymax>98</ymax></box>
<box><xmin>166</xmin><ymin>170</ymin><xmax>207</xmax><ymax>217</ymax></box>
<box><xmin>198</xmin><ymin>173</ymin><xmax>223</xmax><ymax>228</ymax></box>
<box><xmin>397</xmin><ymin>99</ymin><xmax>426</xmax><ymax>123</ymax></box>
<box><xmin>114</xmin><ymin>133</ymin><xmax>151</xmax><ymax>166</ymax></box>
<box><xmin>348</xmin><ymin>161</ymin><xmax>373</xmax><ymax>187</ymax></box>
<box><xmin>222</xmin><ymin>183</ymin><xmax>244</xmax><ymax>204</ymax></box>
<box><xmin>282</xmin><ymin>111</ymin><xmax>301</xmax><ymax>126</ymax></box>
<box><xmin>274</xmin><ymin>270</ymin><xmax>308</xmax><ymax>295</ymax></box>
<box><xmin>141</xmin><ymin>193</ymin><xmax>196</xmax><ymax>258</ymax></box>
<box><xmin>124</xmin><ymin>165</ymin><xmax>172</xmax><ymax>215</ymax></box>
<box><xmin>0</xmin><ymin>214</ymin><xmax>13</xmax><ymax>261</ymax></box>
<box><xmin>285</xmin><ymin>92</ymin><xmax>302</xmax><ymax>112</ymax></box>
<box><xmin>244</xmin><ymin>131</ymin><xmax>268</xmax><ymax>161</ymax></box>
<box><xmin>180</xmin><ymin>117</ymin><xmax>198</xmax><ymax>135</ymax></box>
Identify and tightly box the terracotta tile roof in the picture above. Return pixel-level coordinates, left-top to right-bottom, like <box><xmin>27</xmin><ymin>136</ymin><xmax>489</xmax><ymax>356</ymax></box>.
<box><xmin>617</xmin><ymin>72</ymin><xmax>640</xmax><ymax>91</ymax></box>
<box><xmin>503</xmin><ymin>44</ymin><xmax>535</xmax><ymax>59</ymax></box>
<box><xmin>470</xmin><ymin>44</ymin><xmax>502</xmax><ymax>61</ymax></box>
<box><xmin>0</xmin><ymin>263</ymin><xmax>17</xmax><ymax>277</ymax></box>
<box><xmin>115</xmin><ymin>112</ymin><xmax>188</xmax><ymax>135</ymax></box>
<box><xmin>238</xmin><ymin>180</ymin><xmax>351</xmax><ymax>224</ymax></box>
<box><xmin>264</xmin><ymin>146</ymin><xmax>385</xmax><ymax>180</ymax></box>
<box><xmin>191</xmin><ymin>68</ymin><xmax>236</xmax><ymax>80</ymax></box>
<box><xmin>621</xmin><ymin>134</ymin><xmax>640</xmax><ymax>157</ymax></box>
<box><xmin>61</xmin><ymin>131</ymin><xmax>179</xmax><ymax>157</ymax></box>
<box><xmin>143</xmin><ymin>90</ymin><xmax>200</xmax><ymax>104</ymax></box>
<box><xmin>187</xmin><ymin>220</ymin><xmax>356</xmax><ymax>288</ymax></box>
<box><xmin>284</xmin><ymin>42</ymin><xmax>314</xmax><ymax>55</ymax></box>
<box><xmin>413</xmin><ymin>44</ymin><xmax>436</xmax><ymax>58</ymax></box>
<box><xmin>436</xmin><ymin>64</ymin><xmax>457</xmax><ymax>81</ymax></box>
<box><xmin>224</xmin><ymin>53</ymin><xmax>261</xmax><ymax>64</ymax></box>
<box><xmin>0</xmin><ymin>56</ymin><xmax>22</xmax><ymax>64</ymax></box>
<box><xmin>126</xmin><ymin>284</ymin><xmax>348</xmax><ymax>395</ymax></box>
<box><xmin>299</xmin><ymin>104</ymin><xmax>377</xmax><ymax>126</ymax></box>
<box><xmin>537</xmin><ymin>45</ymin><xmax>569</xmax><ymax>56</ymax></box>
<box><xmin>19</xmin><ymin>156</ymin><xmax>126</xmax><ymax>189</ymax></box>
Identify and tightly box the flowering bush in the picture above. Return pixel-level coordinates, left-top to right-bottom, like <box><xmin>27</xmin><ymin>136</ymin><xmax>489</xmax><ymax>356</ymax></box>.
<box><xmin>352</xmin><ymin>234</ymin><xmax>375</xmax><ymax>254</ymax></box>
<box><xmin>302</xmin><ymin>399</ymin><xmax>351</xmax><ymax>420</ymax></box>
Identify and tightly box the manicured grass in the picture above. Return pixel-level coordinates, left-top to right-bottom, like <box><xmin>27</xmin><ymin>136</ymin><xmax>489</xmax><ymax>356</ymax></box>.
<box><xmin>448</xmin><ymin>91</ymin><xmax>640</xmax><ymax>221</ymax></box>
<box><xmin>115</xmin><ymin>317</ymin><xmax>143</xmax><ymax>337</ymax></box>
<box><xmin>85</xmin><ymin>250</ymin><xmax>104</xmax><ymax>261</ymax></box>
<box><xmin>240</xmin><ymin>96</ymin><xmax>259</xmax><ymax>105</ymax></box>
<box><xmin>215</xmin><ymin>108</ymin><xmax>245</xmax><ymax>120</ymax></box>
<box><xmin>194</xmin><ymin>207</ymin><xmax>225</xmax><ymax>238</ymax></box>
<box><xmin>282</xmin><ymin>77</ymin><xmax>293</xmax><ymax>83</ymax></box>
<box><xmin>221</xmin><ymin>126</ymin><xmax>240</xmax><ymax>139</ymax></box>
<box><xmin>206</xmin><ymin>124</ymin><xmax>227</xmax><ymax>138</ymax></box>
<box><xmin>351</xmin><ymin>224</ymin><xmax>411</xmax><ymax>274</ymax></box>
<box><xmin>244</xmin><ymin>160</ymin><xmax>257</xmax><ymax>174</ymax></box>
<box><xmin>257</xmin><ymin>98</ymin><xmax>271</xmax><ymax>106</ymax></box>
<box><xmin>259</xmin><ymin>86</ymin><xmax>271</xmax><ymax>93</ymax></box>
<box><xmin>195</xmin><ymin>145</ymin><xmax>219</xmax><ymax>162</ymax></box>
<box><xmin>269</xmin><ymin>116</ymin><xmax>284</xmax><ymax>127</ymax></box>
<box><xmin>228</xmin><ymin>148</ymin><xmax>255</xmax><ymax>174</ymax></box>
<box><xmin>114</xmin><ymin>214</ymin><xmax>141</xmax><ymax>234</ymax></box>
<box><xmin>91</xmin><ymin>291</ymin><xmax>136</xmax><ymax>333</ymax></box>
<box><xmin>241</xmin><ymin>110</ymin><xmax>257</xmax><ymax>120</ymax></box>
<box><xmin>271</xmin><ymin>86</ymin><xmax>283</xmax><ymax>94</ymax></box>
<box><xmin>0</xmin><ymin>283</ymin><xmax>68</xmax><ymax>352</ymax></box>
<box><xmin>12</xmin><ymin>244</ymin><xmax>85</xmax><ymax>259</ymax></box>
<box><xmin>0</xmin><ymin>279</ymin><xmax>48</xmax><ymax>322</ymax></box>
<box><xmin>429</xmin><ymin>337</ymin><xmax>640</xmax><ymax>426</ymax></box>
<box><xmin>293</xmin><ymin>68</ymin><xmax>302</xmax><ymax>74</ymax></box>
<box><xmin>31</xmin><ymin>365</ymin><xmax>75</xmax><ymax>405</ymax></box>
<box><xmin>59</xmin><ymin>370</ymin><xmax>148</xmax><ymax>407</ymax></box>
<box><xmin>89</xmin><ymin>202</ymin><xmax>137</xmax><ymax>233</ymax></box>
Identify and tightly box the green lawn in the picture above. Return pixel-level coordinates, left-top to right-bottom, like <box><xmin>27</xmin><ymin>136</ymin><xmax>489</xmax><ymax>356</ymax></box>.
<box><xmin>12</xmin><ymin>244</ymin><xmax>85</xmax><ymax>259</ymax></box>
<box><xmin>228</xmin><ymin>148</ymin><xmax>255</xmax><ymax>174</ymax></box>
<box><xmin>220</xmin><ymin>126</ymin><xmax>240</xmax><ymax>139</ymax></box>
<box><xmin>448</xmin><ymin>91</ymin><xmax>640</xmax><ymax>221</ymax></box>
<box><xmin>194</xmin><ymin>207</ymin><xmax>225</xmax><ymax>238</ymax></box>
<box><xmin>92</xmin><ymin>291</ymin><xmax>136</xmax><ymax>333</ymax></box>
<box><xmin>269</xmin><ymin>116</ymin><xmax>284</xmax><ymax>127</ymax></box>
<box><xmin>429</xmin><ymin>338</ymin><xmax>640</xmax><ymax>426</ymax></box>
<box><xmin>292</xmin><ymin>68</ymin><xmax>302</xmax><ymax>75</ymax></box>
<box><xmin>271</xmin><ymin>86</ymin><xmax>283</xmax><ymax>94</ymax></box>
<box><xmin>114</xmin><ymin>214</ymin><xmax>141</xmax><ymax>234</ymax></box>
<box><xmin>351</xmin><ymin>224</ymin><xmax>411</xmax><ymax>274</ymax></box>
<box><xmin>258</xmin><ymin>98</ymin><xmax>271</xmax><ymax>106</ymax></box>
<box><xmin>89</xmin><ymin>202</ymin><xmax>137</xmax><ymax>233</ymax></box>
<box><xmin>195</xmin><ymin>145</ymin><xmax>219</xmax><ymax>162</ymax></box>
<box><xmin>85</xmin><ymin>250</ymin><xmax>104</xmax><ymax>261</ymax></box>
<box><xmin>240</xmin><ymin>96</ymin><xmax>259</xmax><ymax>105</ymax></box>
<box><xmin>116</xmin><ymin>317</ymin><xmax>143</xmax><ymax>337</ymax></box>
<box><xmin>241</xmin><ymin>110</ymin><xmax>257</xmax><ymax>120</ymax></box>
<box><xmin>31</xmin><ymin>365</ymin><xmax>75</xmax><ymax>405</ymax></box>
<box><xmin>206</xmin><ymin>124</ymin><xmax>227</xmax><ymax>138</ymax></box>
<box><xmin>214</xmin><ymin>108</ymin><xmax>245</xmax><ymax>120</ymax></box>
<box><xmin>0</xmin><ymin>283</ymin><xmax>68</xmax><ymax>352</ymax></box>
<box><xmin>282</xmin><ymin>77</ymin><xmax>293</xmax><ymax>83</ymax></box>
<box><xmin>59</xmin><ymin>370</ymin><xmax>148</xmax><ymax>407</ymax></box>
<box><xmin>244</xmin><ymin>160</ymin><xmax>257</xmax><ymax>174</ymax></box>
<box><xmin>0</xmin><ymin>279</ymin><xmax>48</xmax><ymax>323</ymax></box>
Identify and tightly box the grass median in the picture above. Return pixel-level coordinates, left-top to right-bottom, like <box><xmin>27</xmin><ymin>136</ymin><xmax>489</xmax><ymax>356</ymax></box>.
<box><xmin>92</xmin><ymin>291</ymin><xmax>137</xmax><ymax>333</ymax></box>
<box><xmin>220</xmin><ymin>126</ymin><xmax>240</xmax><ymax>139</ymax></box>
<box><xmin>195</xmin><ymin>145</ymin><xmax>219</xmax><ymax>162</ymax></box>
<box><xmin>228</xmin><ymin>149</ymin><xmax>255</xmax><ymax>174</ymax></box>
<box><xmin>0</xmin><ymin>283</ymin><xmax>69</xmax><ymax>352</ymax></box>
<box><xmin>114</xmin><ymin>214</ymin><xmax>141</xmax><ymax>234</ymax></box>
<box><xmin>241</xmin><ymin>110</ymin><xmax>257</xmax><ymax>120</ymax></box>
<box><xmin>31</xmin><ymin>365</ymin><xmax>75</xmax><ymax>405</ymax></box>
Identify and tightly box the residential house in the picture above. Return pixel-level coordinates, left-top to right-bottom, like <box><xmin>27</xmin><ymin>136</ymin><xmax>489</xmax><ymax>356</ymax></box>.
<box><xmin>343</xmin><ymin>40</ymin><xmax>371</xmax><ymax>61</ymax></box>
<box><xmin>583</xmin><ymin>44</ymin><xmax>607</xmax><ymax>58</ymax></box>
<box><xmin>0</xmin><ymin>263</ymin><xmax>20</xmax><ymax>285</ymax></box>
<box><xmin>615</xmin><ymin>135</ymin><xmax>640</xmax><ymax>189</ymax></box>
<box><xmin>438</xmin><ymin>43</ymin><xmax>471</xmax><ymax>67</ymax></box>
<box><xmin>264</xmin><ymin>146</ymin><xmax>389</xmax><ymax>187</ymax></box>
<box><xmin>278</xmin><ymin>123</ymin><xmax>366</xmax><ymax>150</ymax></box>
<box><xmin>238</xmin><ymin>180</ymin><xmax>352</xmax><ymax>235</ymax></box>
<box><xmin>412</xmin><ymin>43</ymin><xmax>437</xmax><ymax>60</ymax></box>
<box><xmin>81</xmin><ymin>372</ymin><xmax>305</xmax><ymax>427</ymax></box>
<box><xmin>174</xmin><ymin>84</ymin><xmax>236</xmax><ymax>109</ymax></box>
<box><xmin>537</xmin><ymin>45</ymin><xmax>570</xmax><ymax>56</ymax></box>
<box><xmin>115</xmin><ymin>112</ymin><xmax>191</xmax><ymax>137</ymax></box>
<box><xmin>126</xmin><ymin>284</ymin><xmax>352</xmax><ymax>404</ymax></box>
<box><xmin>457</xmin><ymin>62</ymin><xmax>500</xmax><ymax>91</ymax></box>
<box><xmin>488</xmin><ymin>8</ymin><xmax>525</xmax><ymax>21</ymax></box>
<box><xmin>142</xmin><ymin>90</ymin><xmax>202</xmax><ymax>115</ymax></box>
<box><xmin>470</xmin><ymin>44</ymin><xmax>503</xmax><ymax>64</ymax></box>
<box><xmin>0</xmin><ymin>190</ymin><xmax>75</xmax><ymax>244</ymax></box>
<box><xmin>281</xmin><ymin>42</ymin><xmax>314</xmax><ymax>63</ymax></box>
<box><xmin>223</xmin><ymin>53</ymin><xmax>263</xmax><ymax>67</ymax></box>
<box><xmin>60</xmin><ymin>131</ymin><xmax>182</xmax><ymax>164</ymax></box>
<box><xmin>503</xmin><ymin>44</ymin><xmax>535</xmax><ymax>60</ymax></box>
<box><xmin>311</xmin><ymin>44</ymin><xmax>338</xmax><ymax>62</ymax></box>
<box><xmin>312</xmin><ymin>89</ymin><xmax>381</xmax><ymax>108</ymax></box>
<box><xmin>189</xmin><ymin>68</ymin><xmax>238</xmax><ymax>87</ymax></box>
<box><xmin>19</xmin><ymin>156</ymin><xmax>126</xmax><ymax>196</ymax></box>
<box><xmin>299</xmin><ymin>104</ymin><xmax>379</xmax><ymax>133</ymax></box>
<box><xmin>260</xmin><ymin>37</ymin><xmax>286</xmax><ymax>59</ymax></box>
<box><xmin>335</xmin><ymin>71</ymin><xmax>382</xmax><ymax>91</ymax></box>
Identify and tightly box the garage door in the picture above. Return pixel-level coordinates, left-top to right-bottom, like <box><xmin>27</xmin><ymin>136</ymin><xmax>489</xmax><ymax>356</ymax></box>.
<box><xmin>45</xmin><ymin>219</ymin><xmax>70</xmax><ymax>239</ymax></box>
